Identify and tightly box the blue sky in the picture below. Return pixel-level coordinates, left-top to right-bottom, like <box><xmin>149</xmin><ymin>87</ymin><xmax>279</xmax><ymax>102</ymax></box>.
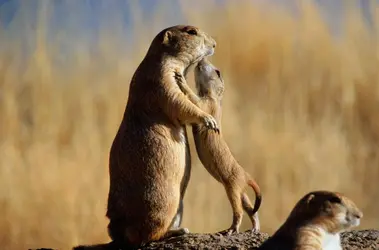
<box><xmin>0</xmin><ymin>1</ymin><xmax>375</xmax><ymax>34</ymax></box>
<box><xmin>0</xmin><ymin>0</ymin><xmax>374</xmax><ymax>34</ymax></box>
<box><xmin>0</xmin><ymin>1</ymin><xmax>188</xmax><ymax>48</ymax></box>
<box><xmin>0</xmin><ymin>0</ymin><xmax>376</xmax><ymax>61</ymax></box>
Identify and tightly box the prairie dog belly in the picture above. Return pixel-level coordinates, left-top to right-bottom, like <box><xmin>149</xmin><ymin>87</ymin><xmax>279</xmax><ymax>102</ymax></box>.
<box><xmin>192</xmin><ymin>124</ymin><xmax>226</xmax><ymax>181</ymax></box>
<box><xmin>114</xmin><ymin>124</ymin><xmax>186</xmax><ymax>222</ymax></box>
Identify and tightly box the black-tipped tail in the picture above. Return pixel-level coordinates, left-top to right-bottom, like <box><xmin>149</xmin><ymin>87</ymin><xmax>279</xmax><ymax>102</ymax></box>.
<box><xmin>247</xmin><ymin>179</ymin><xmax>262</xmax><ymax>215</ymax></box>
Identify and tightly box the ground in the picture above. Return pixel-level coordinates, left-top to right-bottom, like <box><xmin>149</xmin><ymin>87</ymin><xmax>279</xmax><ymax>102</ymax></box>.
<box><xmin>32</xmin><ymin>229</ymin><xmax>379</xmax><ymax>250</ymax></box>
<box><xmin>142</xmin><ymin>229</ymin><xmax>379</xmax><ymax>250</ymax></box>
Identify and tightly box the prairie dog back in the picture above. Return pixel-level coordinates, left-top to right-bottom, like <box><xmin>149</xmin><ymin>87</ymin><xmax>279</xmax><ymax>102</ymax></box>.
<box><xmin>177</xmin><ymin>58</ymin><xmax>262</xmax><ymax>235</ymax></box>
<box><xmin>259</xmin><ymin>190</ymin><xmax>363</xmax><ymax>250</ymax></box>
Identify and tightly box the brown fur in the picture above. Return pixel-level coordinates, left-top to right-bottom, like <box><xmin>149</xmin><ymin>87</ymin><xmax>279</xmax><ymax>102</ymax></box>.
<box><xmin>72</xmin><ymin>25</ymin><xmax>221</xmax><ymax>250</ymax></box>
<box><xmin>176</xmin><ymin>58</ymin><xmax>262</xmax><ymax>235</ymax></box>
<box><xmin>258</xmin><ymin>190</ymin><xmax>363</xmax><ymax>250</ymax></box>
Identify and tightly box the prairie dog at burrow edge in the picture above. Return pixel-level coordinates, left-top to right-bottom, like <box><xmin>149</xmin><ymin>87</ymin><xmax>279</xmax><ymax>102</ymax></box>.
<box><xmin>176</xmin><ymin>58</ymin><xmax>262</xmax><ymax>235</ymax></box>
<box><xmin>74</xmin><ymin>25</ymin><xmax>219</xmax><ymax>250</ymax></box>
<box><xmin>258</xmin><ymin>190</ymin><xmax>363</xmax><ymax>250</ymax></box>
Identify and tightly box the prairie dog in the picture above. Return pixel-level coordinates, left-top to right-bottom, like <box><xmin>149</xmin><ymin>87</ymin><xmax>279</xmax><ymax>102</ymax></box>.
<box><xmin>258</xmin><ymin>190</ymin><xmax>363</xmax><ymax>250</ymax></box>
<box><xmin>176</xmin><ymin>58</ymin><xmax>262</xmax><ymax>235</ymax></box>
<box><xmin>103</xmin><ymin>25</ymin><xmax>219</xmax><ymax>249</ymax></box>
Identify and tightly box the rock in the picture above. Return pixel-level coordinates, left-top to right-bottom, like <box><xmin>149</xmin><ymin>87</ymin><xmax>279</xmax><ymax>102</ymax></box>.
<box><xmin>143</xmin><ymin>230</ymin><xmax>268</xmax><ymax>250</ymax></box>
<box><xmin>142</xmin><ymin>229</ymin><xmax>379</xmax><ymax>250</ymax></box>
<box><xmin>31</xmin><ymin>229</ymin><xmax>379</xmax><ymax>250</ymax></box>
<box><xmin>340</xmin><ymin>229</ymin><xmax>379</xmax><ymax>250</ymax></box>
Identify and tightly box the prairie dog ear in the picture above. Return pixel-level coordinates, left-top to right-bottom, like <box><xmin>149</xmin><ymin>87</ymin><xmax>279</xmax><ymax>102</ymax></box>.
<box><xmin>306</xmin><ymin>194</ymin><xmax>315</xmax><ymax>204</ymax></box>
<box><xmin>163</xmin><ymin>30</ymin><xmax>172</xmax><ymax>45</ymax></box>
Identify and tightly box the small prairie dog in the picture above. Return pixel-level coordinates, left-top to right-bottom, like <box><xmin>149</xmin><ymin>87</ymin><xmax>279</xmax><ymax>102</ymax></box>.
<box><xmin>258</xmin><ymin>190</ymin><xmax>363</xmax><ymax>250</ymax></box>
<box><xmin>176</xmin><ymin>58</ymin><xmax>262</xmax><ymax>235</ymax></box>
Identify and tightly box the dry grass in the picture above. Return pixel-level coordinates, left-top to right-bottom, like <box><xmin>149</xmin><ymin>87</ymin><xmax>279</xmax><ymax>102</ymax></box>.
<box><xmin>1</xmin><ymin>0</ymin><xmax>379</xmax><ymax>249</ymax></box>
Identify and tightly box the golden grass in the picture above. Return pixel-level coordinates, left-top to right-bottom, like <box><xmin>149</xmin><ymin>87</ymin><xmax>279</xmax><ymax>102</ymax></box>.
<box><xmin>1</xmin><ymin>0</ymin><xmax>379</xmax><ymax>249</ymax></box>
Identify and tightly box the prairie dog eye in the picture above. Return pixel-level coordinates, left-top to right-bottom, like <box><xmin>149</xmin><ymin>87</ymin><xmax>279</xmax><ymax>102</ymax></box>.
<box><xmin>215</xmin><ymin>69</ymin><xmax>221</xmax><ymax>78</ymax></box>
<box><xmin>186</xmin><ymin>29</ymin><xmax>198</xmax><ymax>35</ymax></box>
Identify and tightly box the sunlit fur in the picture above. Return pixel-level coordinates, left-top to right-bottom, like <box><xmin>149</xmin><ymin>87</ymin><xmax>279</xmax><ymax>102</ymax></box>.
<box><xmin>103</xmin><ymin>25</ymin><xmax>218</xmax><ymax>249</ymax></box>
<box><xmin>258</xmin><ymin>190</ymin><xmax>363</xmax><ymax>250</ymax></box>
<box><xmin>176</xmin><ymin>58</ymin><xmax>262</xmax><ymax>235</ymax></box>
<box><xmin>2</xmin><ymin>2</ymin><xmax>379</xmax><ymax>249</ymax></box>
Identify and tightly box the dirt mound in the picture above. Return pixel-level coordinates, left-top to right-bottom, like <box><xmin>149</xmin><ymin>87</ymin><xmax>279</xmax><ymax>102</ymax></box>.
<box><xmin>142</xmin><ymin>229</ymin><xmax>379</xmax><ymax>250</ymax></box>
<box><xmin>32</xmin><ymin>229</ymin><xmax>379</xmax><ymax>250</ymax></box>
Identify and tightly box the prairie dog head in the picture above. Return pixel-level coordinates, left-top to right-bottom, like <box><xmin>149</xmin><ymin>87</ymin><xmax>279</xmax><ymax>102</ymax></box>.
<box><xmin>149</xmin><ymin>25</ymin><xmax>216</xmax><ymax>67</ymax></box>
<box><xmin>287</xmin><ymin>191</ymin><xmax>363</xmax><ymax>234</ymax></box>
<box><xmin>194</xmin><ymin>58</ymin><xmax>224</xmax><ymax>98</ymax></box>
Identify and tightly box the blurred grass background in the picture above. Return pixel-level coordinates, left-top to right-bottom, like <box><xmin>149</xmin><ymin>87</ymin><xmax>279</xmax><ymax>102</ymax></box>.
<box><xmin>1</xmin><ymin>0</ymin><xmax>379</xmax><ymax>249</ymax></box>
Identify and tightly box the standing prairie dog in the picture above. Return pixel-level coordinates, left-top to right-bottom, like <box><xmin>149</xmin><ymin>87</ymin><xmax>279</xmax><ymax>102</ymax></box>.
<box><xmin>101</xmin><ymin>25</ymin><xmax>220</xmax><ymax>249</ymax></box>
<box><xmin>176</xmin><ymin>58</ymin><xmax>262</xmax><ymax>235</ymax></box>
<box><xmin>258</xmin><ymin>190</ymin><xmax>363</xmax><ymax>250</ymax></box>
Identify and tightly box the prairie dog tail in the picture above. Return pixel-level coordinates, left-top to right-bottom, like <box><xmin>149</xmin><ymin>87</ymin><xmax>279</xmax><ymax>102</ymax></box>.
<box><xmin>247</xmin><ymin>179</ymin><xmax>262</xmax><ymax>215</ymax></box>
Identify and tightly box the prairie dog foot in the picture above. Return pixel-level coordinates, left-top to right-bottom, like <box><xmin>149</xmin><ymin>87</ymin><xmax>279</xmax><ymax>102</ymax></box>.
<box><xmin>251</xmin><ymin>213</ymin><xmax>260</xmax><ymax>232</ymax></box>
<box><xmin>216</xmin><ymin>227</ymin><xmax>238</xmax><ymax>236</ymax></box>
<box><xmin>163</xmin><ymin>227</ymin><xmax>190</xmax><ymax>239</ymax></box>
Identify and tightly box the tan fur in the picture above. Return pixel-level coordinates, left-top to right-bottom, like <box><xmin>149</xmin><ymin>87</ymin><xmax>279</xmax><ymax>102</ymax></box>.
<box><xmin>98</xmin><ymin>25</ymin><xmax>220</xmax><ymax>249</ymax></box>
<box><xmin>258</xmin><ymin>190</ymin><xmax>363</xmax><ymax>250</ymax></box>
<box><xmin>176</xmin><ymin>58</ymin><xmax>262</xmax><ymax>235</ymax></box>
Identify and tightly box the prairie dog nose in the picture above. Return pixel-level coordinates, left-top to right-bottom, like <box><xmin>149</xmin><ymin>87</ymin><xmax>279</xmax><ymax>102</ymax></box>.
<box><xmin>354</xmin><ymin>212</ymin><xmax>363</xmax><ymax>219</ymax></box>
<box><xmin>212</xmin><ymin>39</ymin><xmax>216</xmax><ymax>48</ymax></box>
